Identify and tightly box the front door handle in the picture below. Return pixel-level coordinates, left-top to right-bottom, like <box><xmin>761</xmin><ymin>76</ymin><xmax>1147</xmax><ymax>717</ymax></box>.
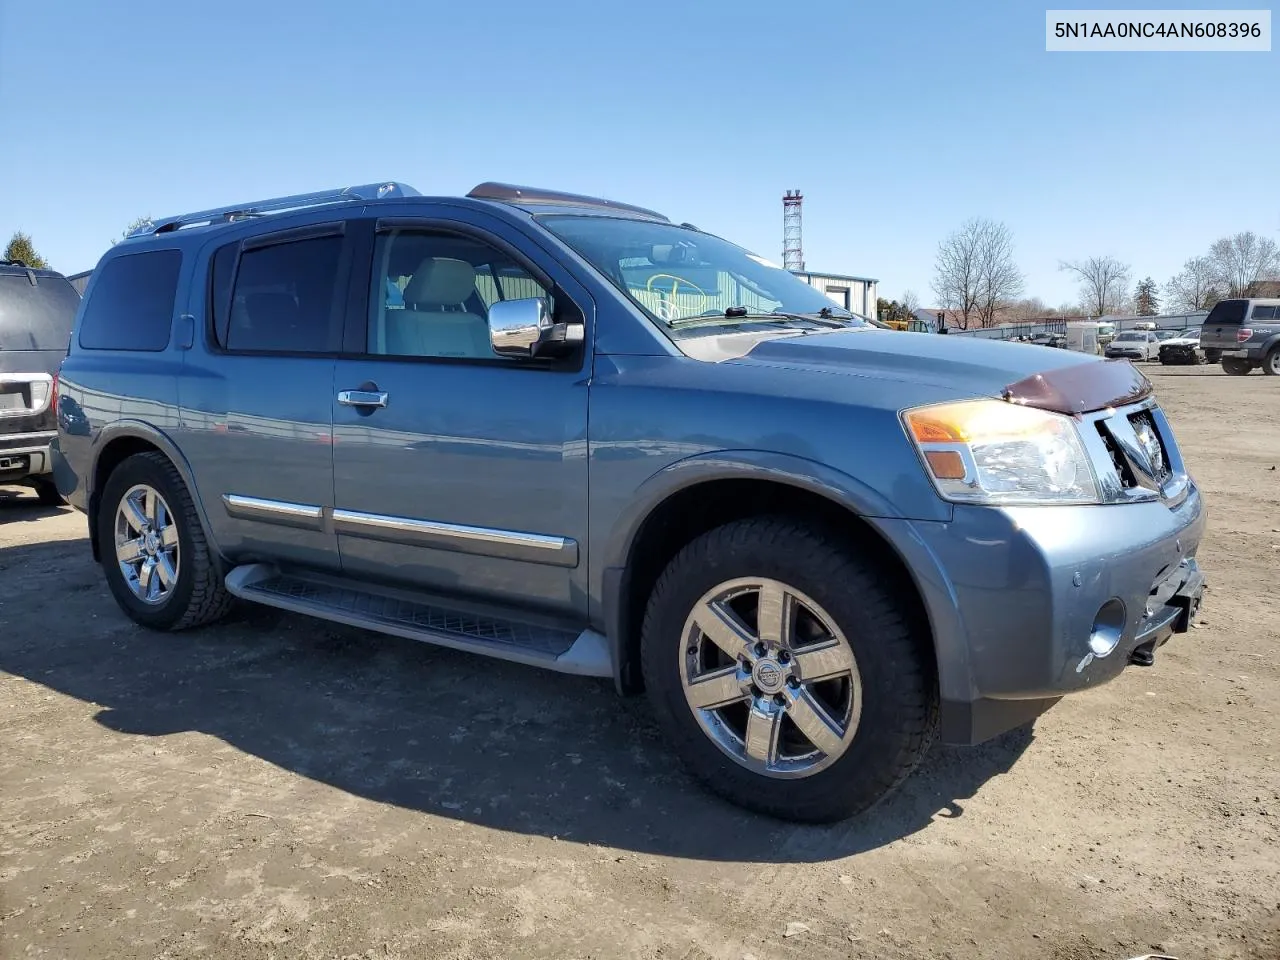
<box><xmin>337</xmin><ymin>389</ymin><xmax>388</xmax><ymax>408</ymax></box>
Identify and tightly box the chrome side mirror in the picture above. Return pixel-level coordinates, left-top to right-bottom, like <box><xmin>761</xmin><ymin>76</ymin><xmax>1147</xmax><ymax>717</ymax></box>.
<box><xmin>488</xmin><ymin>297</ymin><xmax>583</xmax><ymax>359</ymax></box>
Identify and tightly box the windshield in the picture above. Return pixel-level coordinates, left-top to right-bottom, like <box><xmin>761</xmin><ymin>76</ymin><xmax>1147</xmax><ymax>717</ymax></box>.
<box><xmin>539</xmin><ymin>215</ymin><xmax>872</xmax><ymax>334</ymax></box>
<box><xmin>1116</xmin><ymin>332</ymin><xmax>1145</xmax><ymax>341</ymax></box>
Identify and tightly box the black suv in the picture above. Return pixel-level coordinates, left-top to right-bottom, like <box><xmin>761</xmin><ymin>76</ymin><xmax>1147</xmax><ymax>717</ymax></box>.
<box><xmin>0</xmin><ymin>260</ymin><xmax>81</xmax><ymax>503</ymax></box>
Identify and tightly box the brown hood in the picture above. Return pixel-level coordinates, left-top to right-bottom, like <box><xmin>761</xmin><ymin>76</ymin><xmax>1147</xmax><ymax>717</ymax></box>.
<box><xmin>1002</xmin><ymin>359</ymin><xmax>1153</xmax><ymax>415</ymax></box>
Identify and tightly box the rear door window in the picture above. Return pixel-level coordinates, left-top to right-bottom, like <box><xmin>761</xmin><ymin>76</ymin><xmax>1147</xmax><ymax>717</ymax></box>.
<box><xmin>1249</xmin><ymin>305</ymin><xmax>1277</xmax><ymax>320</ymax></box>
<box><xmin>0</xmin><ymin>273</ymin><xmax>81</xmax><ymax>351</ymax></box>
<box><xmin>220</xmin><ymin>235</ymin><xmax>344</xmax><ymax>354</ymax></box>
<box><xmin>1205</xmin><ymin>300</ymin><xmax>1247</xmax><ymax>326</ymax></box>
<box><xmin>78</xmin><ymin>250</ymin><xmax>182</xmax><ymax>351</ymax></box>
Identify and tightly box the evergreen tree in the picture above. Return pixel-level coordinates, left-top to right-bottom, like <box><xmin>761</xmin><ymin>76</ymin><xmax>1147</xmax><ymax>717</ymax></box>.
<box><xmin>3</xmin><ymin>231</ymin><xmax>49</xmax><ymax>269</ymax></box>
<box><xmin>1134</xmin><ymin>277</ymin><xmax>1160</xmax><ymax>316</ymax></box>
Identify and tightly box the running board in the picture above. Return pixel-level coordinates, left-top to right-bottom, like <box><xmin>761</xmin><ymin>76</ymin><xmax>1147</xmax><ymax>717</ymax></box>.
<box><xmin>224</xmin><ymin>564</ymin><xmax>611</xmax><ymax>678</ymax></box>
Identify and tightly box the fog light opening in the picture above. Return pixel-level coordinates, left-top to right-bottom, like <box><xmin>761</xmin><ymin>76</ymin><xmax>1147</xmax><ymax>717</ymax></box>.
<box><xmin>1088</xmin><ymin>599</ymin><xmax>1126</xmax><ymax>658</ymax></box>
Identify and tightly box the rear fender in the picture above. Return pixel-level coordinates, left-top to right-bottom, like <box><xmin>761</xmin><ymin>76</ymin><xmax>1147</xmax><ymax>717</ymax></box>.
<box><xmin>88</xmin><ymin>421</ymin><xmax>220</xmax><ymax>564</ymax></box>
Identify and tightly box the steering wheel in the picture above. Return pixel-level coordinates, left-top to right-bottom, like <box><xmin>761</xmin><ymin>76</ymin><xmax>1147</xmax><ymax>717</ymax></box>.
<box><xmin>646</xmin><ymin>273</ymin><xmax>708</xmax><ymax>321</ymax></box>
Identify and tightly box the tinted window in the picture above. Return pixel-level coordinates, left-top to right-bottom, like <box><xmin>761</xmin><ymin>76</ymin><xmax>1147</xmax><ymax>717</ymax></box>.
<box><xmin>368</xmin><ymin>229</ymin><xmax>549</xmax><ymax>359</ymax></box>
<box><xmin>1250</xmin><ymin>305</ymin><xmax>1277</xmax><ymax>320</ymax></box>
<box><xmin>1206</xmin><ymin>300</ymin><xmax>1247</xmax><ymax>325</ymax></box>
<box><xmin>226</xmin><ymin>236</ymin><xmax>343</xmax><ymax>353</ymax></box>
<box><xmin>78</xmin><ymin>250</ymin><xmax>181</xmax><ymax>351</ymax></box>
<box><xmin>0</xmin><ymin>273</ymin><xmax>81</xmax><ymax>351</ymax></box>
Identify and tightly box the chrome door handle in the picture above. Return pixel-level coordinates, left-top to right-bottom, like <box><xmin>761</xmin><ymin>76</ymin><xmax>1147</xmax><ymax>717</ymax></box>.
<box><xmin>337</xmin><ymin>389</ymin><xmax>388</xmax><ymax>408</ymax></box>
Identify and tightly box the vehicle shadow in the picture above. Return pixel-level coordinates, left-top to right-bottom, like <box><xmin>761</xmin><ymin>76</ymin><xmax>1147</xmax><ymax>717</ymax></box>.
<box><xmin>0</xmin><ymin>484</ymin><xmax>68</xmax><ymax>522</ymax></box>
<box><xmin>0</xmin><ymin>537</ymin><xmax>1034</xmax><ymax>864</ymax></box>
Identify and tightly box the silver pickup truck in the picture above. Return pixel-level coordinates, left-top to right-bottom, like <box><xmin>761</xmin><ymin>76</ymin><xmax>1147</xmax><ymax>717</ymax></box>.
<box><xmin>1199</xmin><ymin>298</ymin><xmax>1280</xmax><ymax>376</ymax></box>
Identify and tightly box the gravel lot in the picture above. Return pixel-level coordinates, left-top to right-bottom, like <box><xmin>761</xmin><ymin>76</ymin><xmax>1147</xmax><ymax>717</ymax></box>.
<box><xmin>2</xmin><ymin>365</ymin><xmax>1277</xmax><ymax>960</ymax></box>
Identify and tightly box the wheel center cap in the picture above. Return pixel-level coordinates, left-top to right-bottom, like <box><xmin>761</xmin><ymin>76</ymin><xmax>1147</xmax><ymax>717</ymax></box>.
<box><xmin>143</xmin><ymin>531</ymin><xmax>160</xmax><ymax>555</ymax></box>
<box><xmin>752</xmin><ymin>658</ymin><xmax>786</xmax><ymax>694</ymax></box>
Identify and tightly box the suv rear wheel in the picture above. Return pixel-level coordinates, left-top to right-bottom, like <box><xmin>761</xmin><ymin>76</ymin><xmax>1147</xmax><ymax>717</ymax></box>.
<box><xmin>97</xmin><ymin>452</ymin><xmax>232</xmax><ymax>631</ymax></box>
<box><xmin>1222</xmin><ymin>357</ymin><xmax>1253</xmax><ymax>376</ymax></box>
<box><xmin>640</xmin><ymin>516</ymin><xmax>936</xmax><ymax>823</ymax></box>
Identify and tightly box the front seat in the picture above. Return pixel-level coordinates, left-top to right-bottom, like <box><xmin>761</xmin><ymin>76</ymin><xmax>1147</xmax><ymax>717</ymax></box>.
<box><xmin>389</xmin><ymin>258</ymin><xmax>490</xmax><ymax>358</ymax></box>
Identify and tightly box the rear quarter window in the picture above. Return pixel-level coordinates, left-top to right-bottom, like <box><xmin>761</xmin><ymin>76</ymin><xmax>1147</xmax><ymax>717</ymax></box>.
<box><xmin>78</xmin><ymin>249</ymin><xmax>182</xmax><ymax>351</ymax></box>
<box><xmin>1249</xmin><ymin>305</ymin><xmax>1277</xmax><ymax>320</ymax></box>
<box><xmin>0</xmin><ymin>273</ymin><xmax>81</xmax><ymax>351</ymax></box>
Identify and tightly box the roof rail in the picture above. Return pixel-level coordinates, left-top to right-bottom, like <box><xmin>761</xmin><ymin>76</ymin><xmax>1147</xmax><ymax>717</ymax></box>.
<box><xmin>466</xmin><ymin>182</ymin><xmax>668</xmax><ymax>221</ymax></box>
<box><xmin>135</xmin><ymin>181</ymin><xmax>422</xmax><ymax>237</ymax></box>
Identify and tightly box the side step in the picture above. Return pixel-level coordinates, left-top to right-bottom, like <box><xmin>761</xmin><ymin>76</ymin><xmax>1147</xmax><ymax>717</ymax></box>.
<box><xmin>224</xmin><ymin>564</ymin><xmax>611</xmax><ymax>678</ymax></box>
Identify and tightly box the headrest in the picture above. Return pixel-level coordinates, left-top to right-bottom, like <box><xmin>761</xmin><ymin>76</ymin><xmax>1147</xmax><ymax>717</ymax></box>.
<box><xmin>403</xmin><ymin>258</ymin><xmax>477</xmax><ymax>306</ymax></box>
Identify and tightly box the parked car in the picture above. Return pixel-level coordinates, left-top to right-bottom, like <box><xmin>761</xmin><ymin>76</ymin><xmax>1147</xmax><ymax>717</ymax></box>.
<box><xmin>1197</xmin><ymin>298</ymin><xmax>1280</xmax><ymax>376</ymax></box>
<box><xmin>1028</xmin><ymin>332</ymin><xmax>1066</xmax><ymax>349</ymax></box>
<box><xmin>0</xmin><ymin>259</ymin><xmax>81</xmax><ymax>504</ymax></box>
<box><xmin>53</xmin><ymin>180</ymin><xmax>1207</xmax><ymax>823</ymax></box>
<box><xmin>1104</xmin><ymin>330</ymin><xmax>1160</xmax><ymax>361</ymax></box>
<box><xmin>1158</xmin><ymin>328</ymin><xmax>1205</xmax><ymax>365</ymax></box>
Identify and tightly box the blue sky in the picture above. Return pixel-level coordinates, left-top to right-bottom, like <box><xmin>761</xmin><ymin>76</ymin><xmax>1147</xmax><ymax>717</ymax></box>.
<box><xmin>1</xmin><ymin>0</ymin><xmax>1275</xmax><ymax>307</ymax></box>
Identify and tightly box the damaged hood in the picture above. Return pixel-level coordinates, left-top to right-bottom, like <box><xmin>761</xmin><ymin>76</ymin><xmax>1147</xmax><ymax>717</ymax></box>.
<box><xmin>681</xmin><ymin>328</ymin><xmax>1153</xmax><ymax>415</ymax></box>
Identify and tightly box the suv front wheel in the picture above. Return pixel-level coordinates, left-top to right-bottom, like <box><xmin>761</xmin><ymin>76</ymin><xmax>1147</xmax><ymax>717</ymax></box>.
<box><xmin>97</xmin><ymin>452</ymin><xmax>232</xmax><ymax>631</ymax></box>
<box><xmin>640</xmin><ymin>516</ymin><xmax>937</xmax><ymax>823</ymax></box>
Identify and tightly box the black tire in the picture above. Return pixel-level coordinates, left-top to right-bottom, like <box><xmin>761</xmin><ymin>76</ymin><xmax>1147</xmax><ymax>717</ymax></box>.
<box><xmin>1222</xmin><ymin>357</ymin><xmax>1252</xmax><ymax>376</ymax></box>
<box><xmin>640</xmin><ymin>516</ymin><xmax>937</xmax><ymax>823</ymax></box>
<box><xmin>1263</xmin><ymin>346</ymin><xmax>1280</xmax><ymax>377</ymax></box>
<box><xmin>97</xmin><ymin>451</ymin><xmax>232</xmax><ymax>631</ymax></box>
<box><xmin>31</xmin><ymin>477</ymin><xmax>66</xmax><ymax>506</ymax></box>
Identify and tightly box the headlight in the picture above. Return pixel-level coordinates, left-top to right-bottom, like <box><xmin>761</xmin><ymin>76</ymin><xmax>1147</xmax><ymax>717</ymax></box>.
<box><xmin>902</xmin><ymin>399</ymin><xmax>1100</xmax><ymax>505</ymax></box>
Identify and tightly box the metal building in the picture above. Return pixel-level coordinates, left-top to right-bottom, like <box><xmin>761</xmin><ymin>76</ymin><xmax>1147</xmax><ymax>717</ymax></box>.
<box><xmin>790</xmin><ymin>270</ymin><xmax>879</xmax><ymax>319</ymax></box>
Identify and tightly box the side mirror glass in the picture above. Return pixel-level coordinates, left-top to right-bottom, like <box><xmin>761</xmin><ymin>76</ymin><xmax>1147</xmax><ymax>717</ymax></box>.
<box><xmin>488</xmin><ymin>297</ymin><xmax>583</xmax><ymax>359</ymax></box>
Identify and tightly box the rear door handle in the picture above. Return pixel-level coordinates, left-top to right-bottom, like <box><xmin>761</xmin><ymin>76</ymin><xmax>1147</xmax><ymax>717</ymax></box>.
<box><xmin>337</xmin><ymin>389</ymin><xmax>388</xmax><ymax>408</ymax></box>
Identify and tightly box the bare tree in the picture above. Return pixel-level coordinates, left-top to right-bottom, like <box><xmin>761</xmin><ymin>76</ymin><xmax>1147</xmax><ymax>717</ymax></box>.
<box><xmin>900</xmin><ymin>289</ymin><xmax>920</xmax><ymax>316</ymax></box>
<box><xmin>1207</xmin><ymin>231</ymin><xmax>1280</xmax><ymax>297</ymax></box>
<box><xmin>1007</xmin><ymin>296</ymin><xmax>1049</xmax><ymax>320</ymax></box>
<box><xmin>932</xmin><ymin>218</ymin><xmax>1023</xmax><ymax>329</ymax></box>
<box><xmin>1059</xmin><ymin>255</ymin><xmax>1132</xmax><ymax>316</ymax></box>
<box><xmin>1164</xmin><ymin>256</ymin><xmax>1221</xmax><ymax>312</ymax></box>
<box><xmin>976</xmin><ymin>222</ymin><xmax>1024</xmax><ymax>326</ymax></box>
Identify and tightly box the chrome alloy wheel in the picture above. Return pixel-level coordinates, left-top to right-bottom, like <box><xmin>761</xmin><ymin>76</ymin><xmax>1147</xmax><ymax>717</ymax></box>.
<box><xmin>114</xmin><ymin>483</ymin><xmax>180</xmax><ymax>605</ymax></box>
<box><xmin>679</xmin><ymin>577</ymin><xmax>862</xmax><ymax>779</ymax></box>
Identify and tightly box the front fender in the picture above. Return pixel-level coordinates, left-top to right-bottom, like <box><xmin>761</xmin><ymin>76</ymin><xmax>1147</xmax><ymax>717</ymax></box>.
<box><xmin>600</xmin><ymin>448</ymin><xmax>923</xmax><ymax>577</ymax></box>
<box><xmin>593</xmin><ymin>449</ymin><xmax>953</xmax><ymax>694</ymax></box>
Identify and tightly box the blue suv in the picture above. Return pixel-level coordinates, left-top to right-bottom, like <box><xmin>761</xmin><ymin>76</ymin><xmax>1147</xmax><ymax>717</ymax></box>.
<box><xmin>53</xmin><ymin>180</ymin><xmax>1207</xmax><ymax>822</ymax></box>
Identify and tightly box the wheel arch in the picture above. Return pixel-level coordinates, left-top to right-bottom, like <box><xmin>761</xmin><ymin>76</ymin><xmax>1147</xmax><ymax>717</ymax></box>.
<box><xmin>87</xmin><ymin>422</ymin><xmax>219</xmax><ymax>565</ymax></box>
<box><xmin>1260</xmin><ymin>334</ymin><xmax>1280</xmax><ymax>371</ymax></box>
<box><xmin>600</xmin><ymin>453</ymin><xmax>944</xmax><ymax>700</ymax></box>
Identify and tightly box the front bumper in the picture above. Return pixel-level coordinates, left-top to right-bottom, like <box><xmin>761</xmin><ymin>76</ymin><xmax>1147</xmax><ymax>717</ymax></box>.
<box><xmin>1159</xmin><ymin>345</ymin><xmax>1201</xmax><ymax>363</ymax></box>
<box><xmin>873</xmin><ymin>483</ymin><xmax>1206</xmax><ymax>744</ymax></box>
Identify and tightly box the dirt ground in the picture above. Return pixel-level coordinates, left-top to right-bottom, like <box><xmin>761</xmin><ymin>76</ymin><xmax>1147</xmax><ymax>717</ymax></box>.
<box><xmin>1</xmin><ymin>365</ymin><xmax>1277</xmax><ymax>960</ymax></box>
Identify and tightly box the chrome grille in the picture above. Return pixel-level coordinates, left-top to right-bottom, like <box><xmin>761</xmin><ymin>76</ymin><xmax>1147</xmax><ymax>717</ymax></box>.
<box><xmin>1127</xmin><ymin>410</ymin><xmax>1173</xmax><ymax>485</ymax></box>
